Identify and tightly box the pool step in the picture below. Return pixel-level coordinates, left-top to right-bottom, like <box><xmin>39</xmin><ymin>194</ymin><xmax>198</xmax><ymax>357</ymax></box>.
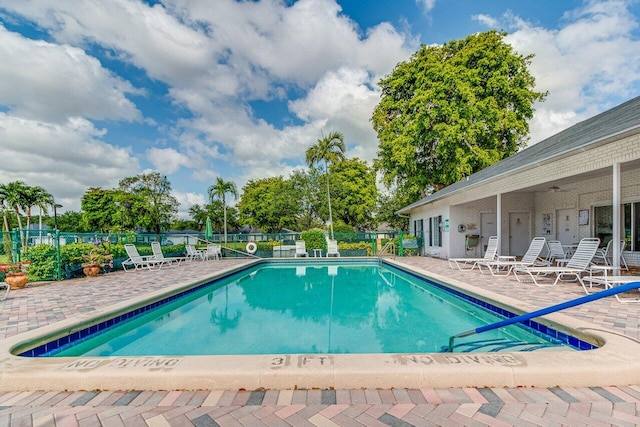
<box><xmin>447</xmin><ymin>338</ymin><xmax>560</xmax><ymax>352</ymax></box>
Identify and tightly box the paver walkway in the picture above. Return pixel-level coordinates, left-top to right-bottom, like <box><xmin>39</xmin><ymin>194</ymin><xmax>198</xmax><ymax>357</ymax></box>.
<box><xmin>2</xmin><ymin>256</ymin><xmax>640</xmax><ymax>426</ymax></box>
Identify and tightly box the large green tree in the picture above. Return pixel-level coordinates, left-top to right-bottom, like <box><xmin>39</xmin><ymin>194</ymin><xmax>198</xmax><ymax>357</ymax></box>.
<box><xmin>237</xmin><ymin>177</ymin><xmax>300</xmax><ymax>233</ymax></box>
<box><xmin>372</xmin><ymin>30</ymin><xmax>546</xmax><ymax>201</ymax></box>
<box><xmin>189</xmin><ymin>200</ymin><xmax>239</xmax><ymax>233</ymax></box>
<box><xmin>329</xmin><ymin>158</ymin><xmax>378</xmax><ymax>230</ymax></box>
<box><xmin>45</xmin><ymin>210</ymin><xmax>85</xmax><ymax>232</ymax></box>
<box><xmin>208</xmin><ymin>177</ymin><xmax>238</xmax><ymax>244</ymax></box>
<box><xmin>118</xmin><ymin>172</ymin><xmax>179</xmax><ymax>234</ymax></box>
<box><xmin>376</xmin><ymin>191</ymin><xmax>411</xmax><ymax>231</ymax></box>
<box><xmin>305</xmin><ymin>131</ymin><xmax>346</xmax><ymax>239</ymax></box>
<box><xmin>289</xmin><ymin>168</ymin><xmax>325</xmax><ymax>230</ymax></box>
<box><xmin>81</xmin><ymin>187</ymin><xmax>119</xmax><ymax>232</ymax></box>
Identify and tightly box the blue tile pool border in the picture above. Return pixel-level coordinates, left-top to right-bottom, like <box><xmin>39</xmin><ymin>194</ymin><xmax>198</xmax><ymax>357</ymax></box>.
<box><xmin>18</xmin><ymin>258</ymin><xmax>597</xmax><ymax>357</ymax></box>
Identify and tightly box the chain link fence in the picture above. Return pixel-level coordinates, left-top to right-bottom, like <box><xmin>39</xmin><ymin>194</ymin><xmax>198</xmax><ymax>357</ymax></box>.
<box><xmin>1</xmin><ymin>229</ymin><xmax>409</xmax><ymax>284</ymax></box>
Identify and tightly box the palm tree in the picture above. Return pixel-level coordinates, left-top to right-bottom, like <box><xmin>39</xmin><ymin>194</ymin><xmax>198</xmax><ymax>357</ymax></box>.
<box><xmin>305</xmin><ymin>131</ymin><xmax>346</xmax><ymax>239</ymax></box>
<box><xmin>22</xmin><ymin>185</ymin><xmax>54</xmax><ymax>232</ymax></box>
<box><xmin>208</xmin><ymin>177</ymin><xmax>238</xmax><ymax>244</ymax></box>
<box><xmin>0</xmin><ymin>181</ymin><xmax>29</xmax><ymax>248</ymax></box>
<box><xmin>0</xmin><ymin>184</ymin><xmax>11</xmax><ymax>233</ymax></box>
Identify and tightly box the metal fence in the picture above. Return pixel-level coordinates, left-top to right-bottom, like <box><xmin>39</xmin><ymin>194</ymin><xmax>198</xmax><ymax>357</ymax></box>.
<box><xmin>0</xmin><ymin>228</ymin><xmax>413</xmax><ymax>283</ymax></box>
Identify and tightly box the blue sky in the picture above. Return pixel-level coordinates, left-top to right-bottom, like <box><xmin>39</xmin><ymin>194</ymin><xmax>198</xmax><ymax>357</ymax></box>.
<box><xmin>1</xmin><ymin>0</ymin><xmax>640</xmax><ymax>216</ymax></box>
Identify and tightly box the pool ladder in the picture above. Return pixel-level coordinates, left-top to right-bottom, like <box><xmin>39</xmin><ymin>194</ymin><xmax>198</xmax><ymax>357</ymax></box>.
<box><xmin>447</xmin><ymin>281</ymin><xmax>640</xmax><ymax>352</ymax></box>
<box><xmin>377</xmin><ymin>240</ymin><xmax>396</xmax><ymax>265</ymax></box>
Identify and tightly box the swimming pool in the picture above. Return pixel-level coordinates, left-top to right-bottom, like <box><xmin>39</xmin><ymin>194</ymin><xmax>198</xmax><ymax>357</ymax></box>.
<box><xmin>3</xmin><ymin>258</ymin><xmax>638</xmax><ymax>391</ymax></box>
<box><xmin>21</xmin><ymin>260</ymin><xmax>586</xmax><ymax>357</ymax></box>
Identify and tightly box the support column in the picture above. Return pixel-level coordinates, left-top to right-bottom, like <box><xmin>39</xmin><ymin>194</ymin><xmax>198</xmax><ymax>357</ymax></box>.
<box><xmin>496</xmin><ymin>193</ymin><xmax>502</xmax><ymax>256</ymax></box>
<box><xmin>612</xmin><ymin>163</ymin><xmax>621</xmax><ymax>272</ymax></box>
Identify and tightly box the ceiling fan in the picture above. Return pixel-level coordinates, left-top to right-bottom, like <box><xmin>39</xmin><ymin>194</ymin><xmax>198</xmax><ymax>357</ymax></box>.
<box><xmin>547</xmin><ymin>185</ymin><xmax>572</xmax><ymax>193</ymax></box>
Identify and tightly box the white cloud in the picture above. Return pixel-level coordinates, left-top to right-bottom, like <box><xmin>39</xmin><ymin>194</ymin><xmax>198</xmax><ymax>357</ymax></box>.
<box><xmin>146</xmin><ymin>147</ymin><xmax>191</xmax><ymax>175</ymax></box>
<box><xmin>289</xmin><ymin>67</ymin><xmax>382</xmax><ymax>161</ymax></box>
<box><xmin>0</xmin><ymin>114</ymin><xmax>140</xmax><ymax>211</ymax></box>
<box><xmin>173</xmin><ymin>191</ymin><xmax>206</xmax><ymax>220</ymax></box>
<box><xmin>479</xmin><ymin>0</ymin><xmax>640</xmax><ymax>144</ymax></box>
<box><xmin>0</xmin><ymin>25</ymin><xmax>141</xmax><ymax>123</ymax></box>
<box><xmin>472</xmin><ymin>14</ymin><xmax>499</xmax><ymax>28</ymax></box>
<box><xmin>416</xmin><ymin>0</ymin><xmax>437</xmax><ymax>14</ymax></box>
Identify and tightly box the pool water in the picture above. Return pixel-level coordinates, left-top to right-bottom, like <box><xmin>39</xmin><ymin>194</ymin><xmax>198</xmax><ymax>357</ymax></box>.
<box><xmin>41</xmin><ymin>262</ymin><xmax>572</xmax><ymax>356</ymax></box>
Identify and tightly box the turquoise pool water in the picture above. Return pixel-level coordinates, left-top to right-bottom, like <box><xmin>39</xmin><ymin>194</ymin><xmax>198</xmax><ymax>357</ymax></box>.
<box><xmin>32</xmin><ymin>261</ymin><xmax>579</xmax><ymax>356</ymax></box>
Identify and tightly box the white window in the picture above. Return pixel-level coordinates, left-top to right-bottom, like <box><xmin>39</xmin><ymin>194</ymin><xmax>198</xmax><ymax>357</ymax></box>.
<box><xmin>429</xmin><ymin>215</ymin><xmax>442</xmax><ymax>247</ymax></box>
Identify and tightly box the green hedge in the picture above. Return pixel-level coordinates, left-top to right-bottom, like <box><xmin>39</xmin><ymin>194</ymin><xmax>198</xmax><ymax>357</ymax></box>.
<box><xmin>301</xmin><ymin>229</ymin><xmax>326</xmax><ymax>250</ymax></box>
<box><xmin>21</xmin><ymin>242</ymin><xmax>186</xmax><ymax>281</ymax></box>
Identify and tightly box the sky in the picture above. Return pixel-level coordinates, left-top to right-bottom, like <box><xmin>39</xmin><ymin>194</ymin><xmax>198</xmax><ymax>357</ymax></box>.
<box><xmin>1</xmin><ymin>0</ymin><xmax>640</xmax><ymax>217</ymax></box>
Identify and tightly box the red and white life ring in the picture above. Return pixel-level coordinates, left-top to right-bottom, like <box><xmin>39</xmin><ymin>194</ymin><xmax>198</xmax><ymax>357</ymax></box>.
<box><xmin>246</xmin><ymin>242</ymin><xmax>257</xmax><ymax>254</ymax></box>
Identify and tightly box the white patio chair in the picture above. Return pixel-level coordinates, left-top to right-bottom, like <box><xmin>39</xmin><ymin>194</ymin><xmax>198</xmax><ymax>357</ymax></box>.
<box><xmin>546</xmin><ymin>240</ymin><xmax>568</xmax><ymax>265</ymax></box>
<box><xmin>206</xmin><ymin>244</ymin><xmax>221</xmax><ymax>260</ymax></box>
<box><xmin>448</xmin><ymin>236</ymin><xmax>498</xmax><ymax>270</ymax></box>
<box><xmin>122</xmin><ymin>244</ymin><xmax>166</xmax><ymax>271</ymax></box>
<box><xmin>186</xmin><ymin>244</ymin><xmax>205</xmax><ymax>261</ymax></box>
<box><xmin>592</xmin><ymin>239</ymin><xmax>628</xmax><ymax>270</ymax></box>
<box><xmin>513</xmin><ymin>237</ymin><xmax>600</xmax><ymax>293</ymax></box>
<box><xmin>151</xmin><ymin>242</ymin><xmax>186</xmax><ymax>266</ymax></box>
<box><xmin>476</xmin><ymin>237</ymin><xmax>547</xmax><ymax>276</ymax></box>
<box><xmin>326</xmin><ymin>239</ymin><xmax>340</xmax><ymax>257</ymax></box>
<box><xmin>294</xmin><ymin>240</ymin><xmax>309</xmax><ymax>257</ymax></box>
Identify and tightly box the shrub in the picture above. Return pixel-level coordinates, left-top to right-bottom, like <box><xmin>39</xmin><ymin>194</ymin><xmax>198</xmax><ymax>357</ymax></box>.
<box><xmin>301</xmin><ymin>229</ymin><xmax>326</xmax><ymax>250</ymax></box>
<box><xmin>338</xmin><ymin>241</ymin><xmax>372</xmax><ymax>256</ymax></box>
<box><xmin>332</xmin><ymin>222</ymin><xmax>354</xmax><ymax>233</ymax></box>
<box><xmin>21</xmin><ymin>244</ymin><xmax>56</xmax><ymax>281</ymax></box>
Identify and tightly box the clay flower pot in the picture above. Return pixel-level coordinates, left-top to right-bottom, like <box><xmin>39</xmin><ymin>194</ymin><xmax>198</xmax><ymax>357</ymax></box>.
<box><xmin>82</xmin><ymin>265</ymin><xmax>101</xmax><ymax>277</ymax></box>
<box><xmin>5</xmin><ymin>273</ymin><xmax>28</xmax><ymax>289</ymax></box>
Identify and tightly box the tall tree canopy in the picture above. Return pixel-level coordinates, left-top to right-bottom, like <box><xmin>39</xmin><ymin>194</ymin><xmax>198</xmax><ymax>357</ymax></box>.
<box><xmin>372</xmin><ymin>30</ymin><xmax>546</xmax><ymax>200</ymax></box>
<box><xmin>118</xmin><ymin>172</ymin><xmax>179</xmax><ymax>234</ymax></box>
<box><xmin>81</xmin><ymin>187</ymin><xmax>119</xmax><ymax>233</ymax></box>
<box><xmin>237</xmin><ymin>177</ymin><xmax>301</xmax><ymax>233</ymax></box>
<box><xmin>289</xmin><ymin>168</ymin><xmax>325</xmax><ymax>231</ymax></box>
<box><xmin>329</xmin><ymin>158</ymin><xmax>378</xmax><ymax>230</ymax></box>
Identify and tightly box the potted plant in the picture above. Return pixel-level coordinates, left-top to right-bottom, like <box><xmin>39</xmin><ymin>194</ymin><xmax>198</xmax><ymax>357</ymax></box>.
<box><xmin>82</xmin><ymin>245</ymin><xmax>112</xmax><ymax>277</ymax></box>
<box><xmin>4</xmin><ymin>263</ymin><xmax>29</xmax><ymax>289</ymax></box>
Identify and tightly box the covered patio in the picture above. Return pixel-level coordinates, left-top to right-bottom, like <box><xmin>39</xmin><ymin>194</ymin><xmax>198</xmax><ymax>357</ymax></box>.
<box><xmin>400</xmin><ymin>96</ymin><xmax>640</xmax><ymax>271</ymax></box>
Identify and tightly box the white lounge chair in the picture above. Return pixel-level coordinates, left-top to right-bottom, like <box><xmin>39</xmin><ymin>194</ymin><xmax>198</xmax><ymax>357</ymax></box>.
<box><xmin>151</xmin><ymin>242</ymin><xmax>186</xmax><ymax>266</ymax></box>
<box><xmin>122</xmin><ymin>244</ymin><xmax>166</xmax><ymax>271</ymax></box>
<box><xmin>592</xmin><ymin>239</ymin><xmax>628</xmax><ymax>270</ymax></box>
<box><xmin>295</xmin><ymin>240</ymin><xmax>309</xmax><ymax>257</ymax></box>
<box><xmin>186</xmin><ymin>244</ymin><xmax>205</xmax><ymax>261</ymax></box>
<box><xmin>448</xmin><ymin>236</ymin><xmax>498</xmax><ymax>270</ymax></box>
<box><xmin>477</xmin><ymin>237</ymin><xmax>547</xmax><ymax>276</ymax></box>
<box><xmin>0</xmin><ymin>282</ymin><xmax>9</xmax><ymax>300</ymax></box>
<box><xmin>546</xmin><ymin>240</ymin><xmax>567</xmax><ymax>265</ymax></box>
<box><xmin>583</xmin><ymin>274</ymin><xmax>640</xmax><ymax>303</ymax></box>
<box><xmin>513</xmin><ymin>237</ymin><xmax>600</xmax><ymax>293</ymax></box>
<box><xmin>206</xmin><ymin>244</ymin><xmax>221</xmax><ymax>260</ymax></box>
<box><xmin>326</xmin><ymin>239</ymin><xmax>340</xmax><ymax>257</ymax></box>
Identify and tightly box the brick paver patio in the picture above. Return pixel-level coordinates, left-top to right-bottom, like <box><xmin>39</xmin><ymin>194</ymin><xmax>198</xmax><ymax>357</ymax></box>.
<box><xmin>1</xmin><ymin>256</ymin><xmax>640</xmax><ymax>426</ymax></box>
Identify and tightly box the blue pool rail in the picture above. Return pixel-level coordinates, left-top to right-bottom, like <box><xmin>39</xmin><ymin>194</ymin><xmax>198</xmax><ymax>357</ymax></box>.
<box><xmin>448</xmin><ymin>281</ymin><xmax>640</xmax><ymax>352</ymax></box>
